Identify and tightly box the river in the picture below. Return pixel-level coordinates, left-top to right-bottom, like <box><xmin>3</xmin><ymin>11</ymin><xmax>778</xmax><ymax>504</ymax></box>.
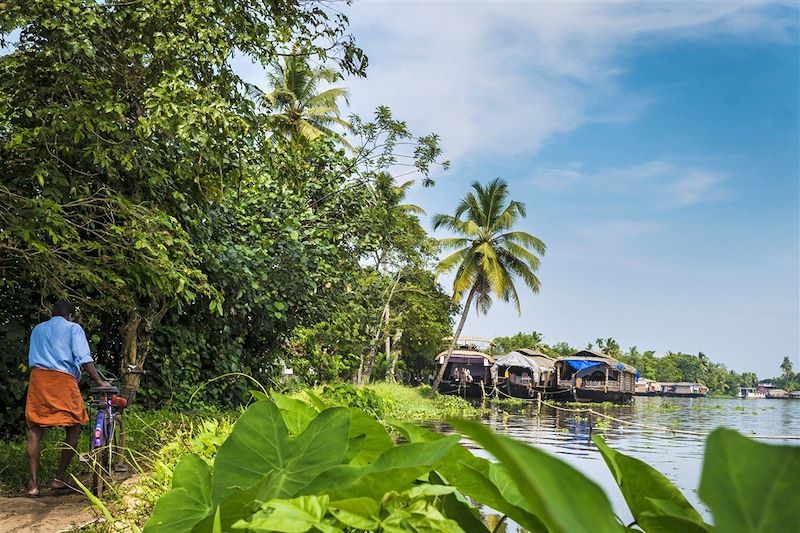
<box><xmin>426</xmin><ymin>396</ymin><xmax>800</xmax><ymax>529</ymax></box>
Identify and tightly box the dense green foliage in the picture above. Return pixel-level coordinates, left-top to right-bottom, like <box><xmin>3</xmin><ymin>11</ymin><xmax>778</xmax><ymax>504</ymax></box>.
<box><xmin>139</xmin><ymin>395</ymin><xmax>799</xmax><ymax>532</ymax></box>
<box><xmin>0</xmin><ymin>1</ymin><xmax>452</xmax><ymax>433</ymax></box>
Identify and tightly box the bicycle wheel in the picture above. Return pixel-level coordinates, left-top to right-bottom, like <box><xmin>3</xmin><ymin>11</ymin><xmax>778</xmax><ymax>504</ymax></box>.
<box><xmin>91</xmin><ymin>414</ymin><xmax>114</xmax><ymax>497</ymax></box>
<box><xmin>90</xmin><ymin>442</ymin><xmax>109</xmax><ymax>497</ymax></box>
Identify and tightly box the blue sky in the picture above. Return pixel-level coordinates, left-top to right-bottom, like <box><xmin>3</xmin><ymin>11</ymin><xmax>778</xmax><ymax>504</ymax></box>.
<box><xmin>333</xmin><ymin>1</ymin><xmax>799</xmax><ymax>377</ymax></box>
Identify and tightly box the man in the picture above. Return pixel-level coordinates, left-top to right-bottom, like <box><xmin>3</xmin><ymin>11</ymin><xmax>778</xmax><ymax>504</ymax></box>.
<box><xmin>25</xmin><ymin>300</ymin><xmax>110</xmax><ymax>497</ymax></box>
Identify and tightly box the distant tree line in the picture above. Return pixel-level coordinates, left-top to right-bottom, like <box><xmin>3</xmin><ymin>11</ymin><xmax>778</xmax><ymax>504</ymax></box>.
<box><xmin>492</xmin><ymin>331</ymin><xmax>798</xmax><ymax>394</ymax></box>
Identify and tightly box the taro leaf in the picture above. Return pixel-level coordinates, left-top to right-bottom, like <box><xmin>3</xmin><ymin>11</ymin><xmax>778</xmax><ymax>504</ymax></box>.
<box><xmin>345</xmin><ymin>433</ymin><xmax>366</xmax><ymax>463</ymax></box>
<box><xmin>192</xmin><ymin>472</ymin><xmax>277</xmax><ymax>533</ymax></box>
<box><xmin>347</xmin><ymin>407</ymin><xmax>393</xmax><ymax>465</ymax></box>
<box><xmin>329</xmin><ymin>498</ymin><xmax>381</xmax><ymax>530</ymax></box>
<box><xmin>250</xmin><ymin>390</ymin><xmax>269</xmax><ymax>402</ymax></box>
<box><xmin>637</xmin><ymin>513</ymin><xmax>714</xmax><ymax>533</ymax></box>
<box><xmin>452</xmin><ymin>419</ymin><xmax>623</xmax><ymax>533</ymax></box>
<box><xmin>440</xmin><ymin>490</ymin><xmax>490</xmax><ymax>533</ymax></box>
<box><xmin>301</xmin><ymin>436</ymin><xmax>460</xmax><ymax>500</ymax></box>
<box><xmin>270</xmin><ymin>390</ymin><xmax>318</xmax><ymax>435</ymax></box>
<box><xmin>381</xmin><ymin>499</ymin><xmax>465</xmax><ymax>533</ymax></box>
<box><xmin>303</xmin><ymin>390</ymin><xmax>330</xmax><ymax>411</ymax></box>
<box><xmin>212</xmin><ymin>401</ymin><xmax>350</xmax><ymax>505</ymax></box>
<box><xmin>391</xmin><ymin>421</ymin><xmax>546</xmax><ymax>533</ymax></box>
<box><xmin>144</xmin><ymin>454</ymin><xmax>212</xmax><ymax>533</ymax></box>
<box><xmin>429</xmin><ymin>470</ymin><xmax>489</xmax><ymax>533</ymax></box>
<box><xmin>233</xmin><ymin>495</ymin><xmax>341</xmax><ymax>533</ymax></box>
<box><xmin>699</xmin><ymin>428</ymin><xmax>800</xmax><ymax>533</ymax></box>
<box><xmin>592</xmin><ymin>435</ymin><xmax>708</xmax><ymax>530</ymax></box>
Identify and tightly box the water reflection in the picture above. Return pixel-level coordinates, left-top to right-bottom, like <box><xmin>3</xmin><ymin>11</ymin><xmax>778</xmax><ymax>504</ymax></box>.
<box><xmin>426</xmin><ymin>397</ymin><xmax>799</xmax><ymax>529</ymax></box>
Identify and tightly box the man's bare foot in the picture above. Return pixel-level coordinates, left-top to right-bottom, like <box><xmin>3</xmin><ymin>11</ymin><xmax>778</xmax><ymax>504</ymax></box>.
<box><xmin>50</xmin><ymin>479</ymin><xmax>67</xmax><ymax>490</ymax></box>
<box><xmin>26</xmin><ymin>486</ymin><xmax>40</xmax><ymax>498</ymax></box>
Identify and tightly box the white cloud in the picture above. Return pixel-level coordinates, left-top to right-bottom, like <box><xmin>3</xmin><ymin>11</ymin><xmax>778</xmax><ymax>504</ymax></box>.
<box><xmin>575</xmin><ymin>220</ymin><xmax>662</xmax><ymax>240</ymax></box>
<box><xmin>345</xmin><ymin>1</ymin><xmax>797</xmax><ymax>164</ymax></box>
<box><xmin>532</xmin><ymin>159</ymin><xmax>731</xmax><ymax>209</ymax></box>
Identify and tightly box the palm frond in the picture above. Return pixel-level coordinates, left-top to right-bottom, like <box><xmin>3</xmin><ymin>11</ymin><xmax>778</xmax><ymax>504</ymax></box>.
<box><xmin>500</xmin><ymin>231</ymin><xmax>546</xmax><ymax>255</ymax></box>
<box><xmin>436</xmin><ymin>246</ymin><xmax>471</xmax><ymax>275</ymax></box>
<box><xmin>438</xmin><ymin>237</ymin><xmax>470</xmax><ymax>251</ymax></box>
<box><xmin>492</xmin><ymin>200</ymin><xmax>526</xmax><ymax>233</ymax></box>
<box><xmin>498</xmin><ymin>240</ymin><xmax>541</xmax><ymax>271</ymax></box>
<box><xmin>307</xmin><ymin>87</ymin><xmax>351</xmax><ymax>109</ymax></box>
<box><xmin>497</xmin><ymin>249</ymin><xmax>542</xmax><ymax>294</ymax></box>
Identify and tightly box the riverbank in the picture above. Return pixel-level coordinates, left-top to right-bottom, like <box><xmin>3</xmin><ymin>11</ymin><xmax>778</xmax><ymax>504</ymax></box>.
<box><xmin>0</xmin><ymin>383</ymin><xmax>477</xmax><ymax>531</ymax></box>
<box><xmin>1</xmin><ymin>388</ymin><xmax>796</xmax><ymax>533</ymax></box>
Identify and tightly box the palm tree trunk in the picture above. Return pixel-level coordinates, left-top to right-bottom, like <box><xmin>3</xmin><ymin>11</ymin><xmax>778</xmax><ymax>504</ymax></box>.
<box><xmin>431</xmin><ymin>286</ymin><xmax>477</xmax><ymax>394</ymax></box>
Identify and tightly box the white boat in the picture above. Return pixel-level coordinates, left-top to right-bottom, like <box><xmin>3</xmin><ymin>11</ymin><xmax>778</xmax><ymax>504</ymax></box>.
<box><xmin>738</xmin><ymin>387</ymin><xmax>765</xmax><ymax>399</ymax></box>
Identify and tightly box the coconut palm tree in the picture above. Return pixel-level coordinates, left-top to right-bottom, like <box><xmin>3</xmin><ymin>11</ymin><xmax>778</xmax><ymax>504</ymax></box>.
<box><xmin>596</xmin><ymin>337</ymin><xmax>621</xmax><ymax>357</ymax></box>
<box><xmin>247</xmin><ymin>55</ymin><xmax>351</xmax><ymax>146</ymax></box>
<box><xmin>431</xmin><ymin>178</ymin><xmax>545</xmax><ymax>392</ymax></box>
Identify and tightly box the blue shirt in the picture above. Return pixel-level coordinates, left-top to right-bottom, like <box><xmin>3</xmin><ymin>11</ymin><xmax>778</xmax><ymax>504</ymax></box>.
<box><xmin>28</xmin><ymin>316</ymin><xmax>94</xmax><ymax>381</ymax></box>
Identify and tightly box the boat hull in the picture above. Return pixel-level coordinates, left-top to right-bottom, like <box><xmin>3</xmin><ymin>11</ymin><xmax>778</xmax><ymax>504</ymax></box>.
<box><xmin>568</xmin><ymin>387</ymin><xmax>634</xmax><ymax>404</ymax></box>
<box><xmin>437</xmin><ymin>380</ymin><xmax>487</xmax><ymax>399</ymax></box>
<box><xmin>662</xmin><ymin>392</ymin><xmax>706</xmax><ymax>398</ymax></box>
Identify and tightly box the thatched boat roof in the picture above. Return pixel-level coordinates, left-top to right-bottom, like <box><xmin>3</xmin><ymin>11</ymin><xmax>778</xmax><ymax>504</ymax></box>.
<box><xmin>433</xmin><ymin>349</ymin><xmax>494</xmax><ymax>363</ymax></box>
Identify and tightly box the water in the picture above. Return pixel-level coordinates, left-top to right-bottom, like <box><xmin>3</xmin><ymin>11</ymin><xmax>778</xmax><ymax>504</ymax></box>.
<box><xmin>426</xmin><ymin>397</ymin><xmax>800</xmax><ymax>528</ymax></box>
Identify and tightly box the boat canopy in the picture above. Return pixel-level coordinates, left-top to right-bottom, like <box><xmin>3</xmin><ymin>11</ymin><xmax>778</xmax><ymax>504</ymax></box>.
<box><xmin>557</xmin><ymin>352</ymin><xmax>640</xmax><ymax>378</ymax></box>
<box><xmin>493</xmin><ymin>351</ymin><xmax>539</xmax><ymax>371</ymax></box>
<box><xmin>564</xmin><ymin>359</ymin><xmax>604</xmax><ymax>372</ymax></box>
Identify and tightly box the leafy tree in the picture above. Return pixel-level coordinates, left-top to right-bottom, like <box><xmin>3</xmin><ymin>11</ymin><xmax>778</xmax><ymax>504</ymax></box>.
<box><xmin>0</xmin><ymin>0</ymin><xmax>362</xmax><ymax>399</ymax></box>
<box><xmin>493</xmin><ymin>331</ymin><xmax>547</xmax><ymax>354</ymax></box>
<box><xmin>654</xmin><ymin>356</ymin><xmax>682</xmax><ymax>383</ymax></box>
<box><xmin>776</xmin><ymin>356</ymin><xmax>797</xmax><ymax>392</ymax></box>
<box><xmin>596</xmin><ymin>337</ymin><xmax>621</xmax><ymax>358</ymax></box>
<box><xmin>546</xmin><ymin>341</ymin><xmax>577</xmax><ymax>358</ymax></box>
<box><xmin>431</xmin><ymin>178</ymin><xmax>545</xmax><ymax>392</ymax></box>
<box><xmin>247</xmin><ymin>55</ymin><xmax>352</xmax><ymax>146</ymax></box>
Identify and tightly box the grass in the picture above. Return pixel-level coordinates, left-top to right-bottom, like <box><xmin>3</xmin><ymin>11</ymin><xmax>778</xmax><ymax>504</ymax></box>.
<box><xmin>0</xmin><ymin>407</ymin><xmax>233</xmax><ymax>496</ymax></box>
<box><xmin>365</xmin><ymin>382</ymin><xmax>480</xmax><ymax>420</ymax></box>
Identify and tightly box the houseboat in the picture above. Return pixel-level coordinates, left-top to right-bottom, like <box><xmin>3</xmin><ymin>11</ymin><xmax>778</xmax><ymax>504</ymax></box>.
<box><xmin>434</xmin><ymin>337</ymin><xmax>495</xmax><ymax>398</ymax></box>
<box><xmin>660</xmin><ymin>382</ymin><xmax>708</xmax><ymax>398</ymax></box>
<box><xmin>554</xmin><ymin>351</ymin><xmax>638</xmax><ymax>404</ymax></box>
<box><xmin>738</xmin><ymin>387</ymin><xmax>765</xmax><ymax>399</ymax></box>
<box><xmin>492</xmin><ymin>349</ymin><xmax>555</xmax><ymax>398</ymax></box>
<box><xmin>635</xmin><ymin>379</ymin><xmax>662</xmax><ymax>396</ymax></box>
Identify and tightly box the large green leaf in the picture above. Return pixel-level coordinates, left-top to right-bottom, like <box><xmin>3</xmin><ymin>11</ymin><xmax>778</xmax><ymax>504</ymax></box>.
<box><xmin>301</xmin><ymin>436</ymin><xmax>460</xmax><ymax>500</ymax></box>
<box><xmin>391</xmin><ymin>421</ymin><xmax>546</xmax><ymax>533</ymax></box>
<box><xmin>592</xmin><ymin>435</ymin><xmax>708</xmax><ymax>530</ymax></box>
<box><xmin>381</xmin><ymin>499</ymin><xmax>465</xmax><ymax>533</ymax></box>
<box><xmin>699</xmin><ymin>428</ymin><xmax>800</xmax><ymax>533</ymax></box>
<box><xmin>452</xmin><ymin>419</ymin><xmax>624</xmax><ymax>533</ymax></box>
<box><xmin>144</xmin><ymin>454</ymin><xmax>213</xmax><ymax>533</ymax></box>
<box><xmin>346</xmin><ymin>407</ymin><xmax>393</xmax><ymax>465</ymax></box>
<box><xmin>637</xmin><ymin>513</ymin><xmax>714</xmax><ymax>533</ymax></box>
<box><xmin>212</xmin><ymin>400</ymin><xmax>350</xmax><ymax>504</ymax></box>
<box><xmin>434</xmin><ymin>472</ymin><xmax>490</xmax><ymax>533</ymax></box>
<box><xmin>234</xmin><ymin>495</ymin><xmax>341</xmax><ymax>533</ymax></box>
<box><xmin>270</xmin><ymin>390</ymin><xmax>320</xmax><ymax>435</ymax></box>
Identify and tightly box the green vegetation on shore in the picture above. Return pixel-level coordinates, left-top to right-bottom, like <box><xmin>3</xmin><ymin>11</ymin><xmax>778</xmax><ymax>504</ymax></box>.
<box><xmin>0</xmin><ymin>384</ymin><xmax>475</xmax><ymax>496</ymax></box>
<box><xmin>101</xmin><ymin>393</ymin><xmax>800</xmax><ymax>531</ymax></box>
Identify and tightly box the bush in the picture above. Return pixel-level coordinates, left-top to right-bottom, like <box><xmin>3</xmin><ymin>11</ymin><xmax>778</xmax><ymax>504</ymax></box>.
<box><xmin>320</xmin><ymin>383</ymin><xmax>386</xmax><ymax>418</ymax></box>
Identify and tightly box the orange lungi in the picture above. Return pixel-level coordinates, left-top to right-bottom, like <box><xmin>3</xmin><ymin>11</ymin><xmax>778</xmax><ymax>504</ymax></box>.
<box><xmin>25</xmin><ymin>367</ymin><xmax>89</xmax><ymax>427</ymax></box>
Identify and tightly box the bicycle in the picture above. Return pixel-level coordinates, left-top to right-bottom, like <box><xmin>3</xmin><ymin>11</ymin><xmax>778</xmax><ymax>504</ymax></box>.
<box><xmin>84</xmin><ymin>366</ymin><xmax>144</xmax><ymax>496</ymax></box>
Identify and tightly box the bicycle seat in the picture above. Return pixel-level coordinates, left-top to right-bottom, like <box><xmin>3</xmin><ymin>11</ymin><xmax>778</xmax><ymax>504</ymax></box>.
<box><xmin>89</xmin><ymin>386</ymin><xmax>120</xmax><ymax>395</ymax></box>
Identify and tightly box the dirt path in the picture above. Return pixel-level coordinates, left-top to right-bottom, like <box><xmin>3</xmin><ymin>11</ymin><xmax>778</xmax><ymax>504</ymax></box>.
<box><xmin>0</xmin><ymin>493</ymin><xmax>98</xmax><ymax>533</ymax></box>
